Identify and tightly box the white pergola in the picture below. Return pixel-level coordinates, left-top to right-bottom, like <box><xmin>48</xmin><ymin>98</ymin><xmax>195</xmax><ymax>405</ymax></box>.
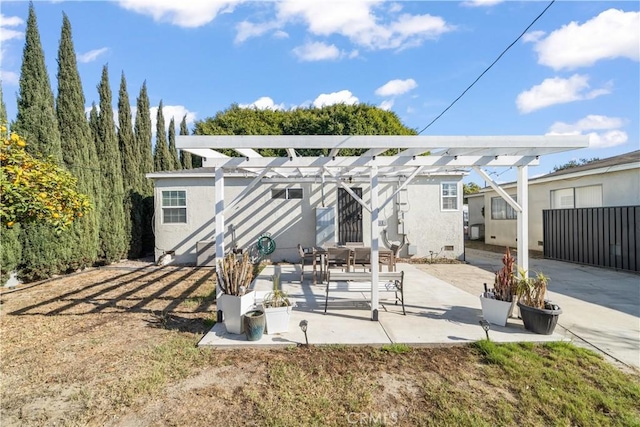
<box><xmin>177</xmin><ymin>135</ymin><xmax>589</xmax><ymax>321</ymax></box>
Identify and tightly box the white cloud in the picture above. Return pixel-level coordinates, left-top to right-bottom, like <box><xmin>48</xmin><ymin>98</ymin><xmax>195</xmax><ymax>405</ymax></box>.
<box><xmin>462</xmin><ymin>0</ymin><xmax>504</xmax><ymax>7</ymax></box>
<box><xmin>117</xmin><ymin>0</ymin><xmax>243</xmax><ymax>28</ymax></box>
<box><xmin>532</xmin><ymin>9</ymin><xmax>640</xmax><ymax>70</ymax></box>
<box><xmin>547</xmin><ymin>115</ymin><xmax>628</xmax><ymax>149</ymax></box>
<box><xmin>239</xmin><ymin>96</ymin><xmax>285</xmax><ymax>110</ymax></box>
<box><xmin>0</xmin><ymin>70</ymin><xmax>19</xmax><ymax>86</ymax></box>
<box><xmin>379</xmin><ymin>99</ymin><xmax>394</xmax><ymax>111</ymax></box>
<box><xmin>149</xmin><ymin>105</ymin><xmax>197</xmax><ymax>133</ymax></box>
<box><xmin>273</xmin><ymin>30</ymin><xmax>289</xmax><ymax>39</ymax></box>
<box><xmin>516</xmin><ymin>74</ymin><xmax>611</xmax><ymax>114</ymax></box>
<box><xmin>0</xmin><ymin>14</ymin><xmax>24</xmax><ymax>42</ymax></box>
<box><xmin>238</xmin><ymin>1</ymin><xmax>454</xmax><ymax>51</ymax></box>
<box><xmin>293</xmin><ymin>41</ymin><xmax>342</xmax><ymax>62</ymax></box>
<box><xmin>77</xmin><ymin>47</ymin><xmax>109</xmax><ymax>64</ymax></box>
<box><xmin>375</xmin><ymin>78</ymin><xmax>417</xmax><ymax>97</ymax></box>
<box><xmin>235</xmin><ymin>20</ymin><xmax>279</xmax><ymax>44</ymax></box>
<box><xmin>312</xmin><ymin>90</ymin><xmax>358</xmax><ymax>108</ymax></box>
<box><xmin>522</xmin><ymin>30</ymin><xmax>545</xmax><ymax>43</ymax></box>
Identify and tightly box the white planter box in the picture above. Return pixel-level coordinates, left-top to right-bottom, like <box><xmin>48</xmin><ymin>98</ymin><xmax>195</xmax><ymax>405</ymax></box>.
<box><xmin>264</xmin><ymin>305</ymin><xmax>293</xmax><ymax>334</ymax></box>
<box><xmin>218</xmin><ymin>291</ymin><xmax>256</xmax><ymax>334</ymax></box>
<box><xmin>479</xmin><ymin>295</ymin><xmax>515</xmax><ymax>327</ymax></box>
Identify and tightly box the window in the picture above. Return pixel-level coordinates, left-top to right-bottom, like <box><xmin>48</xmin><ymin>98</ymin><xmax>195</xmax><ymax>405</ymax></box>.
<box><xmin>491</xmin><ymin>196</ymin><xmax>517</xmax><ymax>220</ymax></box>
<box><xmin>441</xmin><ymin>182</ymin><xmax>458</xmax><ymax>211</ymax></box>
<box><xmin>551</xmin><ymin>185</ymin><xmax>602</xmax><ymax>209</ymax></box>
<box><xmin>272</xmin><ymin>188</ymin><xmax>303</xmax><ymax>199</ymax></box>
<box><xmin>162</xmin><ymin>190</ymin><xmax>186</xmax><ymax>223</ymax></box>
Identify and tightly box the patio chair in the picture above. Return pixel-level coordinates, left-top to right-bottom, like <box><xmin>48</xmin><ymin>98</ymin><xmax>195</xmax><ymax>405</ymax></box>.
<box><xmin>298</xmin><ymin>244</ymin><xmax>317</xmax><ymax>284</ymax></box>
<box><xmin>324</xmin><ymin>247</ymin><xmax>352</xmax><ymax>280</ymax></box>
<box><xmin>351</xmin><ymin>247</ymin><xmax>372</xmax><ymax>271</ymax></box>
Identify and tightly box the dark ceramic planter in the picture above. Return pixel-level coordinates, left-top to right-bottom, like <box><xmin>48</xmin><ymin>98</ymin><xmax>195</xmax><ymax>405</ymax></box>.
<box><xmin>517</xmin><ymin>301</ymin><xmax>562</xmax><ymax>335</ymax></box>
<box><xmin>243</xmin><ymin>310</ymin><xmax>265</xmax><ymax>341</ymax></box>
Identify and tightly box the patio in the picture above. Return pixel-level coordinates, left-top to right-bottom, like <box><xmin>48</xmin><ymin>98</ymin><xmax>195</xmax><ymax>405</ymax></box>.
<box><xmin>198</xmin><ymin>263</ymin><xmax>565</xmax><ymax>348</ymax></box>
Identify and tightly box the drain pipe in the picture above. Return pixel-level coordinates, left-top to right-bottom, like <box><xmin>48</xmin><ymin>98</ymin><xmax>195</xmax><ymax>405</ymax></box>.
<box><xmin>321</xmin><ymin>172</ymin><xmax>326</xmax><ymax>207</ymax></box>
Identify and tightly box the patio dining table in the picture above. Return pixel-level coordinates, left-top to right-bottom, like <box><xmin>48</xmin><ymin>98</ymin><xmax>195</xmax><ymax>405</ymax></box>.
<box><xmin>314</xmin><ymin>246</ymin><xmax>396</xmax><ymax>283</ymax></box>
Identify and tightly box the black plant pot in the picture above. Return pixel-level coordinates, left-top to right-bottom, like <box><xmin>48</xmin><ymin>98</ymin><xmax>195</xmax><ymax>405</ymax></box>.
<box><xmin>517</xmin><ymin>301</ymin><xmax>562</xmax><ymax>335</ymax></box>
<box><xmin>243</xmin><ymin>310</ymin><xmax>265</xmax><ymax>341</ymax></box>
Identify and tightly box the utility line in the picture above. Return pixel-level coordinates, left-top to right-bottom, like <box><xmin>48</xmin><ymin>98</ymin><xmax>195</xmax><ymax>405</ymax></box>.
<box><xmin>418</xmin><ymin>0</ymin><xmax>556</xmax><ymax>135</ymax></box>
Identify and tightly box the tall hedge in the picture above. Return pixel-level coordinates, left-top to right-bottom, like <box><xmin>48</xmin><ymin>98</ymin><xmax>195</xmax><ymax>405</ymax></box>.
<box><xmin>133</xmin><ymin>82</ymin><xmax>154</xmax><ymax>254</ymax></box>
<box><xmin>95</xmin><ymin>65</ymin><xmax>127</xmax><ymax>264</ymax></box>
<box><xmin>153</xmin><ymin>100</ymin><xmax>172</xmax><ymax>172</ymax></box>
<box><xmin>13</xmin><ymin>4</ymin><xmax>70</xmax><ymax>281</ymax></box>
<box><xmin>56</xmin><ymin>13</ymin><xmax>101</xmax><ymax>268</ymax></box>
<box><xmin>167</xmin><ymin>117</ymin><xmax>180</xmax><ymax>170</ymax></box>
<box><xmin>179</xmin><ymin>115</ymin><xmax>193</xmax><ymax>169</ymax></box>
<box><xmin>118</xmin><ymin>72</ymin><xmax>143</xmax><ymax>258</ymax></box>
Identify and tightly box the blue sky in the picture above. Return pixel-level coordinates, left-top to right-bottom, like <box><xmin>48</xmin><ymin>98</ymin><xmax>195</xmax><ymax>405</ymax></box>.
<box><xmin>1</xmin><ymin>0</ymin><xmax>638</xmax><ymax>184</ymax></box>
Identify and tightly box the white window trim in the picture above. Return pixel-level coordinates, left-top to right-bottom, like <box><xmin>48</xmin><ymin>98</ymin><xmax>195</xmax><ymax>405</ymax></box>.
<box><xmin>161</xmin><ymin>189</ymin><xmax>188</xmax><ymax>224</ymax></box>
<box><xmin>440</xmin><ymin>181</ymin><xmax>460</xmax><ymax>211</ymax></box>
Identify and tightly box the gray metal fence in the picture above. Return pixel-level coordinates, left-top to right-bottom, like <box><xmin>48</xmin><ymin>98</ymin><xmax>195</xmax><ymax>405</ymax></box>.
<box><xmin>543</xmin><ymin>206</ymin><xmax>640</xmax><ymax>272</ymax></box>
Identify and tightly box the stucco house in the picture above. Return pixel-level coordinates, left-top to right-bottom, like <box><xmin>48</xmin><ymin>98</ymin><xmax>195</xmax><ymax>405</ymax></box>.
<box><xmin>466</xmin><ymin>150</ymin><xmax>640</xmax><ymax>270</ymax></box>
<box><xmin>148</xmin><ymin>169</ymin><xmax>465</xmax><ymax>265</ymax></box>
<box><xmin>146</xmin><ymin>135</ymin><xmax>588</xmax><ymax>274</ymax></box>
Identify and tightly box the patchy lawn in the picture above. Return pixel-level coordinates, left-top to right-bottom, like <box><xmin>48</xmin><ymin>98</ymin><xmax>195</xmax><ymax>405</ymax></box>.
<box><xmin>1</xmin><ymin>264</ymin><xmax>638</xmax><ymax>426</ymax></box>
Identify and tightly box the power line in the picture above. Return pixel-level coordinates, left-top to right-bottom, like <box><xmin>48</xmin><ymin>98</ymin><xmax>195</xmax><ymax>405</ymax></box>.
<box><xmin>417</xmin><ymin>0</ymin><xmax>556</xmax><ymax>135</ymax></box>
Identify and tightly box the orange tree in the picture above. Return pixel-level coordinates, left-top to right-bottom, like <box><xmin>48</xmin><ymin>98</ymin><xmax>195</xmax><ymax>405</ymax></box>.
<box><xmin>1</xmin><ymin>129</ymin><xmax>91</xmax><ymax>232</ymax></box>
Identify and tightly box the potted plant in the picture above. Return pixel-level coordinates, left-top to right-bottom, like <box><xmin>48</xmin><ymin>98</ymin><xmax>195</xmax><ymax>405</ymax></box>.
<box><xmin>243</xmin><ymin>309</ymin><xmax>265</xmax><ymax>341</ymax></box>
<box><xmin>479</xmin><ymin>247</ymin><xmax>517</xmax><ymax>326</ymax></box>
<box><xmin>216</xmin><ymin>252</ymin><xmax>256</xmax><ymax>334</ymax></box>
<box><xmin>515</xmin><ymin>269</ymin><xmax>562</xmax><ymax>335</ymax></box>
<box><xmin>262</xmin><ymin>272</ymin><xmax>294</xmax><ymax>334</ymax></box>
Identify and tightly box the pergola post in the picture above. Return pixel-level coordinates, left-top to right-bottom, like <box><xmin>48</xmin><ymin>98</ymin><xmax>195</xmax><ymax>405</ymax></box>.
<box><xmin>370</xmin><ymin>165</ymin><xmax>380</xmax><ymax>321</ymax></box>
<box><xmin>215</xmin><ymin>167</ymin><xmax>225</xmax><ymax>296</ymax></box>
<box><xmin>517</xmin><ymin>165</ymin><xmax>529</xmax><ymax>275</ymax></box>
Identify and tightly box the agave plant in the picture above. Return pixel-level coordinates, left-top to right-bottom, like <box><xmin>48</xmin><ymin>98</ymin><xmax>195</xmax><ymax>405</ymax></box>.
<box><xmin>515</xmin><ymin>269</ymin><xmax>549</xmax><ymax>309</ymax></box>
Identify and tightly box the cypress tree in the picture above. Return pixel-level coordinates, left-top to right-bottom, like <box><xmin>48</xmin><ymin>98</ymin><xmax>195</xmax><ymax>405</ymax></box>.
<box><xmin>167</xmin><ymin>117</ymin><xmax>180</xmax><ymax>170</ymax></box>
<box><xmin>89</xmin><ymin>102</ymin><xmax>99</xmax><ymax>143</ymax></box>
<box><xmin>14</xmin><ymin>3</ymin><xmax>69</xmax><ymax>281</ymax></box>
<box><xmin>96</xmin><ymin>65</ymin><xmax>127</xmax><ymax>263</ymax></box>
<box><xmin>153</xmin><ymin>100</ymin><xmax>172</xmax><ymax>171</ymax></box>
<box><xmin>134</xmin><ymin>82</ymin><xmax>154</xmax><ymax>254</ymax></box>
<box><xmin>56</xmin><ymin>13</ymin><xmax>100</xmax><ymax>268</ymax></box>
<box><xmin>118</xmin><ymin>71</ymin><xmax>143</xmax><ymax>258</ymax></box>
<box><xmin>179</xmin><ymin>114</ymin><xmax>193</xmax><ymax>169</ymax></box>
<box><xmin>134</xmin><ymin>82</ymin><xmax>154</xmax><ymax>195</ymax></box>
<box><xmin>13</xmin><ymin>3</ymin><xmax>62</xmax><ymax>160</ymax></box>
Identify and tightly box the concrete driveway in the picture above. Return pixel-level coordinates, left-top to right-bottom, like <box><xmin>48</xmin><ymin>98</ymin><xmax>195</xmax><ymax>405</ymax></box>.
<box><xmin>460</xmin><ymin>248</ymin><xmax>640</xmax><ymax>370</ymax></box>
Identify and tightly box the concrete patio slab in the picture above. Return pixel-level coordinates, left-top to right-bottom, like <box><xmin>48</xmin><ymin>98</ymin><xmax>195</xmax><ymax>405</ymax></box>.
<box><xmin>198</xmin><ymin>263</ymin><xmax>566</xmax><ymax>348</ymax></box>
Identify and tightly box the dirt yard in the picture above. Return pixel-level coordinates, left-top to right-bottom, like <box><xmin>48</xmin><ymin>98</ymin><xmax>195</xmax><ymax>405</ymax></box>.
<box><xmin>1</xmin><ymin>263</ymin><xmax>638</xmax><ymax>426</ymax></box>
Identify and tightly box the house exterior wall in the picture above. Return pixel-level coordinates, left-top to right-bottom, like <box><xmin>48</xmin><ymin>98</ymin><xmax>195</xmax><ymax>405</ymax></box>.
<box><xmin>151</xmin><ymin>175</ymin><xmax>464</xmax><ymax>264</ymax></box>
<box><xmin>481</xmin><ymin>168</ymin><xmax>640</xmax><ymax>251</ymax></box>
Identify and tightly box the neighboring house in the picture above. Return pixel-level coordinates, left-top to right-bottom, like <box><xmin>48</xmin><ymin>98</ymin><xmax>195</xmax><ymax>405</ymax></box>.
<box><xmin>147</xmin><ymin>169</ymin><xmax>466</xmax><ymax>265</ymax></box>
<box><xmin>469</xmin><ymin>150</ymin><xmax>640</xmax><ymax>257</ymax></box>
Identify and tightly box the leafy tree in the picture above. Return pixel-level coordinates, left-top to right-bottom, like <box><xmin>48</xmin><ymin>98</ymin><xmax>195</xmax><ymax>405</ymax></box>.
<box><xmin>56</xmin><ymin>13</ymin><xmax>101</xmax><ymax>268</ymax></box>
<box><xmin>1</xmin><ymin>132</ymin><xmax>91</xmax><ymax>229</ymax></box>
<box><xmin>96</xmin><ymin>65</ymin><xmax>127</xmax><ymax>263</ymax></box>
<box><xmin>167</xmin><ymin>117</ymin><xmax>181</xmax><ymax>170</ymax></box>
<box><xmin>153</xmin><ymin>100</ymin><xmax>172</xmax><ymax>171</ymax></box>
<box><xmin>193</xmin><ymin>104</ymin><xmax>416</xmax><ymax>157</ymax></box>
<box><xmin>463</xmin><ymin>182</ymin><xmax>481</xmax><ymax>195</ymax></box>
<box><xmin>118</xmin><ymin>71</ymin><xmax>144</xmax><ymax>258</ymax></box>
<box><xmin>0</xmin><ymin>88</ymin><xmax>21</xmax><ymax>285</ymax></box>
<box><xmin>179</xmin><ymin>115</ymin><xmax>193</xmax><ymax>169</ymax></box>
<box><xmin>13</xmin><ymin>3</ymin><xmax>62</xmax><ymax>161</ymax></box>
<box><xmin>13</xmin><ymin>3</ymin><xmax>69</xmax><ymax>281</ymax></box>
<box><xmin>553</xmin><ymin>158</ymin><xmax>600</xmax><ymax>172</ymax></box>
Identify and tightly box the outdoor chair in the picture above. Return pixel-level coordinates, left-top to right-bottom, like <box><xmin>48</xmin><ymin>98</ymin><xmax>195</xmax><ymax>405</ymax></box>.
<box><xmin>298</xmin><ymin>244</ymin><xmax>317</xmax><ymax>284</ymax></box>
<box><xmin>351</xmin><ymin>247</ymin><xmax>372</xmax><ymax>271</ymax></box>
<box><xmin>324</xmin><ymin>247</ymin><xmax>352</xmax><ymax>280</ymax></box>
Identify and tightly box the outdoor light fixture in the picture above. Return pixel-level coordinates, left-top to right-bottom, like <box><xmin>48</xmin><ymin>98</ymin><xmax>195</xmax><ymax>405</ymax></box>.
<box><xmin>479</xmin><ymin>319</ymin><xmax>491</xmax><ymax>340</ymax></box>
<box><xmin>299</xmin><ymin>320</ymin><xmax>309</xmax><ymax>346</ymax></box>
<box><xmin>494</xmin><ymin>155</ymin><xmax>499</xmax><ymax>160</ymax></box>
<box><xmin>454</xmin><ymin>155</ymin><xmax>458</xmax><ymax>160</ymax></box>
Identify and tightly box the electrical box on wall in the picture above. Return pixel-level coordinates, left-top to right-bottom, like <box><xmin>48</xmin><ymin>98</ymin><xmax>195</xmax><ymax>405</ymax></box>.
<box><xmin>407</xmin><ymin>244</ymin><xmax>417</xmax><ymax>256</ymax></box>
<box><xmin>315</xmin><ymin>207</ymin><xmax>335</xmax><ymax>247</ymax></box>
